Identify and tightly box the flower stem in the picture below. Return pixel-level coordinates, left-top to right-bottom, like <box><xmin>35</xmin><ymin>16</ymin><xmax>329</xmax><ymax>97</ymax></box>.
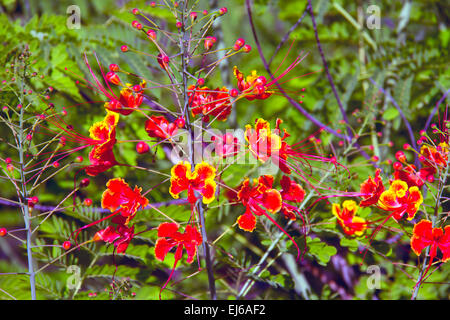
<box><xmin>17</xmin><ymin>67</ymin><xmax>36</xmax><ymax>300</ymax></box>
<box><xmin>179</xmin><ymin>0</ymin><xmax>216</xmax><ymax>300</ymax></box>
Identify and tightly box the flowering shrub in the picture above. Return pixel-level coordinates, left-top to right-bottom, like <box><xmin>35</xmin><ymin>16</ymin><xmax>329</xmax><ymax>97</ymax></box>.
<box><xmin>0</xmin><ymin>0</ymin><xmax>448</xmax><ymax>301</ymax></box>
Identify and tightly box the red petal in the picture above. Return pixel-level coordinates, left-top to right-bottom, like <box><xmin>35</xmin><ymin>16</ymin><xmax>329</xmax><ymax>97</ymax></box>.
<box><xmin>157</xmin><ymin>222</ymin><xmax>180</xmax><ymax>237</ymax></box>
<box><xmin>411</xmin><ymin>220</ymin><xmax>433</xmax><ymax>256</ymax></box>
<box><xmin>237</xmin><ymin>212</ymin><xmax>257</xmax><ymax>232</ymax></box>
<box><xmin>155</xmin><ymin>238</ymin><xmax>177</xmax><ymax>262</ymax></box>
<box><xmin>261</xmin><ymin>189</ymin><xmax>282</xmax><ymax>213</ymax></box>
<box><xmin>438</xmin><ymin>225</ymin><xmax>450</xmax><ymax>262</ymax></box>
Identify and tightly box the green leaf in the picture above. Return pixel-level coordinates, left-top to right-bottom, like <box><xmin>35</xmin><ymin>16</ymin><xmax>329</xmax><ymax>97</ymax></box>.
<box><xmin>339</xmin><ymin>237</ymin><xmax>359</xmax><ymax>252</ymax></box>
<box><xmin>382</xmin><ymin>107</ymin><xmax>399</xmax><ymax>121</ymax></box>
<box><xmin>306</xmin><ymin>236</ymin><xmax>337</xmax><ymax>266</ymax></box>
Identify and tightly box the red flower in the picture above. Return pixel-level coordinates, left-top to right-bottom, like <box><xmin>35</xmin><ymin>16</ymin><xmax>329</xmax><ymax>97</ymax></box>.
<box><xmin>233</xmin><ymin>53</ymin><xmax>306</xmax><ymax>101</ymax></box>
<box><xmin>104</xmin><ymin>86</ymin><xmax>144</xmax><ymax>116</ymax></box>
<box><xmin>393</xmin><ymin>164</ymin><xmax>436</xmax><ymax>188</ymax></box>
<box><xmin>359</xmin><ymin>169</ymin><xmax>385</xmax><ymax>207</ymax></box>
<box><xmin>332</xmin><ymin>200</ymin><xmax>367</xmax><ymax>237</ymax></box>
<box><xmin>410</xmin><ymin>220</ymin><xmax>450</xmax><ymax>289</ymax></box>
<box><xmin>169</xmin><ymin>161</ymin><xmax>217</xmax><ymax>204</ymax></box>
<box><xmin>188</xmin><ymin>85</ymin><xmax>232</xmax><ymax>122</ymax></box>
<box><xmin>212</xmin><ymin>133</ymin><xmax>240</xmax><ymax>158</ymax></box>
<box><xmin>245</xmin><ymin>118</ymin><xmax>336</xmax><ymax>176</ymax></box>
<box><xmin>71</xmin><ymin>178</ymin><xmax>148</xmax><ymax>244</ymax></box>
<box><xmin>377</xmin><ymin>180</ymin><xmax>423</xmax><ymax>221</ymax></box>
<box><xmin>145</xmin><ymin>115</ymin><xmax>178</xmax><ymax>140</ymax></box>
<box><xmin>420</xmin><ymin>143</ymin><xmax>449</xmax><ymax>169</ymax></box>
<box><xmin>235</xmin><ymin>175</ymin><xmax>302</xmax><ymax>260</ymax></box>
<box><xmin>154</xmin><ymin>222</ymin><xmax>202</xmax><ymax>299</ymax></box>
<box><xmin>101</xmin><ymin>178</ymin><xmax>149</xmax><ymax>225</ymax></box>
<box><xmin>411</xmin><ymin>220</ymin><xmax>450</xmax><ymax>262</ymax></box>
<box><xmin>233</xmin><ymin>67</ymin><xmax>273</xmax><ymax>101</ymax></box>
<box><xmin>236</xmin><ymin>175</ymin><xmax>282</xmax><ymax>232</ymax></box>
<box><xmin>85</xmin><ymin>111</ymin><xmax>119</xmax><ymax>176</ymax></box>
<box><xmin>93</xmin><ymin>224</ymin><xmax>135</xmax><ymax>254</ymax></box>
<box><xmin>279</xmin><ymin>175</ymin><xmax>305</xmax><ymax>220</ymax></box>
<box><xmin>154</xmin><ymin>222</ymin><xmax>203</xmax><ymax>264</ymax></box>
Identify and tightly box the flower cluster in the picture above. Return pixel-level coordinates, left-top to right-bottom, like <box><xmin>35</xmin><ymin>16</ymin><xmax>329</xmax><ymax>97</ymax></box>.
<box><xmin>91</xmin><ymin>178</ymin><xmax>149</xmax><ymax>254</ymax></box>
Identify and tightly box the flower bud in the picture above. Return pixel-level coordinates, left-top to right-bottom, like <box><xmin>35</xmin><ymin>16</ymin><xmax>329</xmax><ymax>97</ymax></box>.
<box><xmin>80</xmin><ymin>178</ymin><xmax>90</xmax><ymax>188</ymax></box>
<box><xmin>393</xmin><ymin>161</ymin><xmax>402</xmax><ymax>171</ymax></box>
<box><xmin>243</xmin><ymin>44</ymin><xmax>252</xmax><ymax>53</ymax></box>
<box><xmin>0</xmin><ymin>228</ymin><xmax>7</xmax><ymax>237</ymax></box>
<box><xmin>75</xmin><ymin>156</ymin><xmax>84</xmax><ymax>163</ymax></box>
<box><xmin>121</xmin><ymin>45</ymin><xmax>129</xmax><ymax>52</ymax></box>
<box><xmin>136</xmin><ymin>141</ymin><xmax>150</xmax><ymax>154</ymax></box>
<box><xmin>106</xmin><ymin>72</ymin><xmax>121</xmax><ymax>85</ymax></box>
<box><xmin>109</xmin><ymin>64</ymin><xmax>119</xmax><ymax>72</ymax></box>
<box><xmin>395</xmin><ymin>151</ymin><xmax>406</xmax><ymax>163</ymax></box>
<box><xmin>84</xmin><ymin>198</ymin><xmax>93</xmax><ymax>206</ymax></box>
<box><xmin>147</xmin><ymin>29</ymin><xmax>156</xmax><ymax>40</ymax></box>
<box><xmin>197</xmin><ymin>78</ymin><xmax>205</xmax><ymax>86</ymax></box>
<box><xmin>62</xmin><ymin>241</ymin><xmax>71</xmax><ymax>250</ymax></box>
<box><xmin>175</xmin><ymin>117</ymin><xmax>185</xmax><ymax>128</ymax></box>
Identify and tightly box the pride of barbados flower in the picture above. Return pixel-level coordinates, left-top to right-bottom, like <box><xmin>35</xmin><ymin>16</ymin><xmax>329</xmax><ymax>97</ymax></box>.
<box><xmin>235</xmin><ymin>174</ymin><xmax>302</xmax><ymax>260</ymax></box>
<box><xmin>245</xmin><ymin>118</ymin><xmax>336</xmax><ymax>177</ymax></box>
<box><xmin>154</xmin><ymin>222</ymin><xmax>203</xmax><ymax>265</ymax></box>
<box><xmin>145</xmin><ymin>115</ymin><xmax>179</xmax><ymax>140</ymax></box>
<box><xmin>187</xmin><ymin>85</ymin><xmax>232</xmax><ymax>122</ymax></box>
<box><xmin>169</xmin><ymin>161</ymin><xmax>217</xmax><ymax>204</ymax></box>
<box><xmin>410</xmin><ymin>220</ymin><xmax>450</xmax><ymax>288</ymax></box>
<box><xmin>236</xmin><ymin>175</ymin><xmax>283</xmax><ymax>232</ymax></box>
<box><xmin>411</xmin><ymin>220</ymin><xmax>450</xmax><ymax>262</ymax></box>
<box><xmin>332</xmin><ymin>200</ymin><xmax>367</xmax><ymax>237</ymax></box>
<box><xmin>359</xmin><ymin>169</ymin><xmax>385</xmax><ymax>207</ymax></box>
<box><xmin>377</xmin><ymin>180</ymin><xmax>423</xmax><ymax>221</ymax></box>
<box><xmin>233</xmin><ymin>67</ymin><xmax>273</xmax><ymax>100</ymax></box>
<box><xmin>154</xmin><ymin>222</ymin><xmax>203</xmax><ymax>299</ymax></box>
<box><xmin>85</xmin><ymin>110</ymin><xmax>119</xmax><ymax>176</ymax></box>
<box><xmin>101</xmin><ymin>178</ymin><xmax>149</xmax><ymax>225</ymax></box>
<box><xmin>72</xmin><ymin>178</ymin><xmax>148</xmax><ymax>253</ymax></box>
<box><xmin>93</xmin><ymin>224</ymin><xmax>136</xmax><ymax>254</ymax></box>
<box><xmin>104</xmin><ymin>84</ymin><xmax>144</xmax><ymax>116</ymax></box>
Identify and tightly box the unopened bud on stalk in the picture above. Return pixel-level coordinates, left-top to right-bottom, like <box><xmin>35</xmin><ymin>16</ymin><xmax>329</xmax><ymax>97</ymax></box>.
<box><xmin>147</xmin><ymin>29</ymin><xmax>156</xmax><ymax>40</ymax></box>
<box><xmin>109</xmin><ymin>64</ymin><xmax>119</xmax><ymax>72</ymax></box>
<box><xmin>106</xmin><ymin>72</ymin><xmax>121</xmax><ymax>85</ymax></box>
<box><xmin>75</xmin><ymin>156</ymin><xmax>84</xmax><ymax>163</ymax></box>
<box><xmin>395</xmin><ymin>151</ymin><xmax>406</xmax><ymax>163</ymax></box>
<box><xmin>243</xmin><ymin>44</ymin><xmax>252</xmax><ymax>53</ymax></box>
<box><xmin>219</xmin><ymin>7</ymin><xmax>227</xmax><ymax>15</ymax></box>
<box><xmin>229</xmin><ymin>88</ymin><xmax>238</xmax><ymax>97</ymax></box>
<box><xmin>62</xmin><ymin>241</ymin><xmax>71</xmax><ymax>250</ymax></box>
<box><xmin>136</xmin><ymin>141</ymin><xmax>150</xmax><ymax>154</ymax></box>
<box><xmin>175</xmin><ymin>117</ymin><xmax>185</xmax><ymax>128</ymax></box>
<box><xmin>393</xmin><ymin>161</ymin><xmax>402</xmax><ymax>170</ymax></box>
<box><xmin>80</xmin><ymin>178</ymin><xmax>90</xmax><ymax>188</ymax></box>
